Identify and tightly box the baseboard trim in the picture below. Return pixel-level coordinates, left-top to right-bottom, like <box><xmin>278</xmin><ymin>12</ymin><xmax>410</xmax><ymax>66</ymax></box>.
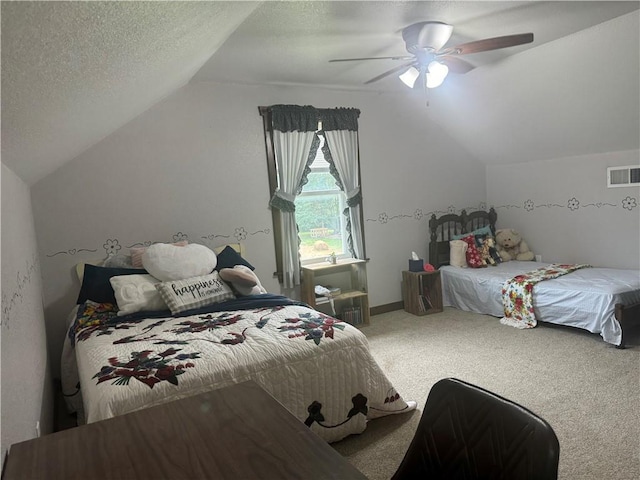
<box><xmin>371</xmin><ymin>302</ymin><xmax>404</xmax><ymax>316</ymax></box>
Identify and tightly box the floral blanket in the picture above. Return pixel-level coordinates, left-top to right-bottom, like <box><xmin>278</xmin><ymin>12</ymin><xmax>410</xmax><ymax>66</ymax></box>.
<box><xmin>62</xmin><ymin>295</ymin><xmax>415</xmax><ymax>443</ymax></box>
<box><xmin>500</xmin><ymin>264</ymin><xmax>591</xmax><ymax>329</ymax></box>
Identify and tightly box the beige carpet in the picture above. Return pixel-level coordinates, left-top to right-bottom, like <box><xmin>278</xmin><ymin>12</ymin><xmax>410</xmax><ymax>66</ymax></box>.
<box><xmin>332</xmin><ymin>308</ymin><xmax>640</xmax><ymax>480</ymax></box>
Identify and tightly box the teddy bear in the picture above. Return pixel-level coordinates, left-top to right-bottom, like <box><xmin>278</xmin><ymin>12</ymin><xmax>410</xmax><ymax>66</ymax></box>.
<box><xmin>495</xmin><ymin>229</ymin><xmax>534</xmax><ymax>262</ymax></box>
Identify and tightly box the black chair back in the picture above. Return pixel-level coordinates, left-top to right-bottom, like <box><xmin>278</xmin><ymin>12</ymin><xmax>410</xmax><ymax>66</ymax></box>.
<box><xmin>392</xmin><ymin>378</ymin><xmax>560</xmax><ymax>480</ymax></box>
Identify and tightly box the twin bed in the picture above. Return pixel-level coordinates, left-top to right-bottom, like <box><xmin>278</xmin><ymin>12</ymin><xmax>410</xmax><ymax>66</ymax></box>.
<box><xmin>61</xmin><ymin>246</ymin><xmax>415</xmax><ymax>443</ymax></box>
<box><xmin>429</xmin><ymin>208</ymin><xmax>640</xmax><ymax>348</ymax></box>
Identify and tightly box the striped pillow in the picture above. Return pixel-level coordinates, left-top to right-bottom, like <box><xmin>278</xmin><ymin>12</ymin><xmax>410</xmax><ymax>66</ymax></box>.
<box><xmin>155</xmin><ymin>271</ymin><xmax>234</xmax><ymax>314</ymax></box>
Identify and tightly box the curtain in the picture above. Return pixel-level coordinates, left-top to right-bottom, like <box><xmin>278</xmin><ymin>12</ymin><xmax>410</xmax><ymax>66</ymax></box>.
<box><xmin>269</xmin><ymin>105</ymin><xmax>319</xmax><ymax>288</ymax></box>
<box><xmin>319</xmin><ymin>108</ymin><xmax>364</xmax><ymax>259</ymax></box>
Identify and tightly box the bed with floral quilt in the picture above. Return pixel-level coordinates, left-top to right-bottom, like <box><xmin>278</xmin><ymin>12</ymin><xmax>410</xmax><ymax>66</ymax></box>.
<box><xmin>62</xmin><ymin>289</ymin><xmax>416</xmax><ymax>443</ymax></box>
<box><xmin>428</xmin><ymin>209</ymin><xmax>640</xmax><ymax>348</ymax></box>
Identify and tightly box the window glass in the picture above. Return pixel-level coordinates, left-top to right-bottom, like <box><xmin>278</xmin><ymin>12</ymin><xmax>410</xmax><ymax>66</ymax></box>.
<box><xmin>296</xmin><ymin>135</ymin><xmax>348</xmax><ymax>263</ymax></box>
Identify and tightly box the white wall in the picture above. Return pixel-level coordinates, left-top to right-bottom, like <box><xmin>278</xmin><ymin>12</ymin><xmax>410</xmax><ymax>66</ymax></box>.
<box><xmin>1</xmin><ymin>164</ymin><xmax>53</xmax><ymax>468</ymax></box>
<box><xmin>487</xmin><ymin>150</ymin><xmax>640</xmax><ymax>269</ymax></box>
<box><xmin>31</xmin><ymin>82</ymin><xmax>486</xmax><ymax>377</ymax></box>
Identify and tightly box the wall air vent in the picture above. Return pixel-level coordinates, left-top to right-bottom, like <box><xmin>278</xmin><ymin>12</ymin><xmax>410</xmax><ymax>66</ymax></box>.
<box><xmin>607</xmin><ymin>165</ymin><xmax>640</xmax><ymax>188</ymax></box>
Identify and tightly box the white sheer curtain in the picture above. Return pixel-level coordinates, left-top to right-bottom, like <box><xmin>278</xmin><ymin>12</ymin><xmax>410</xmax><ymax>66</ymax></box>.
<box><xmin>321</xmin><ymin>109</ymin><xmax>364</xmax><ymax>259</ymax></box>
<box><xmin>269</xmin><ymin>106</ymin><xmax>319</xmax><ymax>288</ymax></box>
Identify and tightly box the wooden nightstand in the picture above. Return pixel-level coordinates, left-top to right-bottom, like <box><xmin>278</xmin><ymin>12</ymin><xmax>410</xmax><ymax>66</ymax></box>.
<box><xmin>402</xmin><ymin>270</ymin><xmax>443</xmax><ymax>316</ymax></box>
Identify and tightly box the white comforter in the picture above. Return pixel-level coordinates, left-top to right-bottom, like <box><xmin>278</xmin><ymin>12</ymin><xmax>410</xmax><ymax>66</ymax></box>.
<box><xmin>62</xmin><ymin>297</ymin><xmax>415</xmax><ymax>443</ymax></box>
<box><xmin>441</xmin><ymin>261</ymin><xmax>640</xmax><ymax>346</ymax></box>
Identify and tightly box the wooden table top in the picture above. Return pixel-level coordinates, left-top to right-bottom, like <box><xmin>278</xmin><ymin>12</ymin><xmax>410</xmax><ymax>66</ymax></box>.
<box><xmin>3</xmin><ymin>380</ymin><xmax>367</xmax><ymax>480</ymax></box>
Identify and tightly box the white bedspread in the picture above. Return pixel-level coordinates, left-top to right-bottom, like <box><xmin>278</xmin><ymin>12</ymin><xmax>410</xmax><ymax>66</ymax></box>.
<box><xmin>62</xmin><ymin>299</ymin><xmax>415</xmax><ymax>443</ymax></box>
<box><xmin>441</xmin><ymin>261</ymin><xmax>640</xmax><ymax>345</ymax></box>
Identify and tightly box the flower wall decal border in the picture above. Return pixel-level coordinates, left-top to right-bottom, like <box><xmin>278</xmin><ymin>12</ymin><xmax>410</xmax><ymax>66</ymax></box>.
<box><xmin>365</xmin><ymin>203</ymin><xmax>488</xmax><ymax>224</ymax></box>
<box><xmin>45</xmin><ymin>226</ymin><xmax>271</xmax><ymax>259</ymax></box>
<box><xmin>497</xmin><ymin>196</ymin><xmax>635</xmax><ymax>213</ymax></box>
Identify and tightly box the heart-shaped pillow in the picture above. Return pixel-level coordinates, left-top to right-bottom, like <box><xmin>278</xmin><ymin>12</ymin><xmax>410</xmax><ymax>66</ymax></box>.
<box><xmin>142</xmin><ymin>243</ymin><xmax>217</xmax><ymax>281</ymax></box>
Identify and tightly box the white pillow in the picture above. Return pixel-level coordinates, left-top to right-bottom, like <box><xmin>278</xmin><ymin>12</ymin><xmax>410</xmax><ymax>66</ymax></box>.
<box><xmin>155</xmin><ymin>271</ymin><xmax>235</xmax><ymax>314</ymax></box>
<box><xmin>449</xmin><ymin>240</ymin><xmax>468</xmax><ymax>268</ymax></box>
<box><xmin>109</xmin><ymin>274</ymin><xmax>167</xmax><ymax>316</ymax></box>
<box><xmin>142</xmin><ymin>243</ymin><xmax>217</xmax><ymax>281</ymax></box>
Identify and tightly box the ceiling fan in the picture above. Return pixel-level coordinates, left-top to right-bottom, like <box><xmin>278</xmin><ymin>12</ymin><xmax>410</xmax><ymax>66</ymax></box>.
<box><xmin>329</xmin><ymin>21</ymin><xmax>534</xmax><ymax>88</ymax></box>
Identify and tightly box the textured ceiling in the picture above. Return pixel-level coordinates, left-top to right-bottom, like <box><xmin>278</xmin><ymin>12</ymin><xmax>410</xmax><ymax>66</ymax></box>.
<box><xmin>2</xmin><ymin>1</ymin><xmax>639</xmax><ymax>186</ymax></box>
<box><xmin>1</xmin><ymin>1</ymin><xmax>260</xmax><ymax>185</ymax></box>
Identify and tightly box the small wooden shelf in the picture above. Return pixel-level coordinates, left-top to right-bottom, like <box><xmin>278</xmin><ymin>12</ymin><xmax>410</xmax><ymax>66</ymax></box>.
<box><xmin>301</xmin><ymin>259</ymin><xmax>369</xmax><ymax>327</ymax></box>
<box><xmin>402</xmin><ymin>270</ymin><xmax>443</xmax><ymax>316</ymax></box>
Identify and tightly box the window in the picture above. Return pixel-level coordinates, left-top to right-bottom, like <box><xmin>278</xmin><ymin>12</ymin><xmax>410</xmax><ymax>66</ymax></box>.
<box><xmin>259</xmin><ymin>105</ymin><xmax>365</xmax><ymax>287</ymax></box>
<box><xmin>296</xmin><ymin>133</ymin><xmax>348</xmax><ymax>264</ymax></box>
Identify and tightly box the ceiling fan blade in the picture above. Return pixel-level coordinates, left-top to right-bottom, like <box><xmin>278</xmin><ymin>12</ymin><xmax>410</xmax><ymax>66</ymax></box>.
<box><xmin>438</xmin><ymin>56</ymin><xmax>475</xmax><ymax>74</ymax></box>
<box><xmin>364</xmin><ymin>61</ymin><xmax>416</xmax><ymax>84</ymax></box>
<box><xmin>329</xmin><ymin>55</ymin><xmax>413</xmax><ymax>63</ymax></box>
<box><xmin>443</xmin><ymin>33</ymin><xmax>534</xmax><ymax>55</ymax></box>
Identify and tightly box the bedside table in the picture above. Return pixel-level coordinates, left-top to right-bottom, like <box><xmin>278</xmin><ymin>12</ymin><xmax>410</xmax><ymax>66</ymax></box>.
<box><xmin>402</xmin><ymin>270</ymin><xmax>443</xmax><ymax>316</ymax></box>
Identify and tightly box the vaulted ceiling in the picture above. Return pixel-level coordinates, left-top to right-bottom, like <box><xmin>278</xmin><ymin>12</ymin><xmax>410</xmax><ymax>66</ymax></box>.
<box><xmin>2</xmin><ymin>1</ymin><xmax>639</xmax><ymax>186</ymax></box>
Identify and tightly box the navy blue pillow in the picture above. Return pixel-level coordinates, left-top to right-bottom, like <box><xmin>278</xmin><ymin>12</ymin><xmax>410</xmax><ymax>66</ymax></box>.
<box><xmin>76</xmin><ymin>264</ymin><xmax>145</xmax><ymax>304</ymax></box>
<box><xmin>215</xmin><ymin>246</ymin><xmax>254</xmax><ymax>271</ymax></box>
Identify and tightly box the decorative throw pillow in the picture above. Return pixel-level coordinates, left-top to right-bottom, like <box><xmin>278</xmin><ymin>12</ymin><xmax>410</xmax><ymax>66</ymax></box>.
<box><xmin>155</xmin><ymin>271</ymin><xmax>235</xmax><ymax>314</ymax></box>
<box><xmin>76</xmin><ymin>265</ymin><xmax>145</xmax><ymax>304</ymax></box>
<box><xmin>131</xmin><ymin>240</ymin><xmax>188</xmax><ymax>268</ymax></box>
<box><xmin>142</xmin><ymin>243</ymin><xmax>216</xmax><ymax>281</ymax></box>
<box><xmin>449</xmin><ymin>240</ymin><xmax>468</xmax><ymax>268</ymax></box>
<box><xmin>219</xmin><ymin>265</ymin><xmax>267</xmax><ymax>296</ymax></box>
<box><xmin>214</xmin><ymin>245</ymin><xmax>255</xmax><ymax>271</ymax></box>
<box><xmin>109</xmin><ymin>274</ymin><xmax>167</xmax><ymax>316</ymax></box>
<box><xmin>460</xmin><ymin>235</ymin><xmax>485</xmax><ymax>268</ymax></box>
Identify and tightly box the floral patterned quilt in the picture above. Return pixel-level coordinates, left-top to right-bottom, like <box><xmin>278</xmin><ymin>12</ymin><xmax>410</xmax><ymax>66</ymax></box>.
<box><xmin>62</xmin><ymin>295</ymin><xmax>415</xmax><ymax>443</ymax></box>
<box><xmin>500</xmin><ymin>264</ymin><xmax>591</xmax><ymax>329</ymax></box>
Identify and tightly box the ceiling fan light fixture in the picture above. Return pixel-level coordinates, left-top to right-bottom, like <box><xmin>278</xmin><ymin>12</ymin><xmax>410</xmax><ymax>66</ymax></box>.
<box><xmin>426</xmin><ymin>61</ymin><xmax>449</xmax><ymax>89</ymax></box>
<box><xmin>399</xmin><ymin>66</ymin><xmax>420</xmax><ymax>88</ymax></box>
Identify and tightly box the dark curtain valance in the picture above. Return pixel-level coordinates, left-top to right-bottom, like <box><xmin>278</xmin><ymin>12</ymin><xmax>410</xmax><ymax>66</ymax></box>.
<box><xmin>267</xmin><ymin>105</ymin><xmax>360</xmax><ymax>132</ymax></box>
<box><xmin>271</xmin><ymin>105</ymin><xmax>319</xmax><ymax>132</ymax></box>
<box><xmin>318</xmin><ymin>108</ymin><xmax>360</xmax><ymax>131</ymax></box>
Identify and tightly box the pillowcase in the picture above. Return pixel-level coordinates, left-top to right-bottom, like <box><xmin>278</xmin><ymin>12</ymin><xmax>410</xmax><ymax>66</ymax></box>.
<box><xmin>76</xmin><ymin>265</ymin><xmax>145</xmax><ymax>304</ymax></box>
<box><xmin>214</xmin><ymin>245</ymin><xmax>255</xmax><ymax>271</ymax></box>
<box><xmin>131</xmin><ymin>240</ymin><xmax>188</xmax><ymax>268</ymax></box>
<box><xmin>109</xmin><ymin>274</ymin><xmax>167</xmax><ymax>316</ymax></box>
<box><xmin>142</xmin><ymin>243</ymin><xmax>217</xmax><ymax>281</ymax></box>
<box><xmin>219</xmin><ymin>265</ymin><xmax>267</xmax><ymax>296</ymax></box>
<box><xmin>460</xmin><ymin>235</ymin><xmax>485</xmax><ymax>269</ymax></box>
<box><xmin>155</xmin><ymin>271</ymin><xmax>235</xmax><ymax>314</ymax></box>
<box><xmin>452</xmin><ymin>225</ymin><xmax>492</xmax><ymax>241</ymax></box>
<box><xmin>449</xmin><ymin>240</ymin><xmax>468</xmax><ymax>268</ymax></box>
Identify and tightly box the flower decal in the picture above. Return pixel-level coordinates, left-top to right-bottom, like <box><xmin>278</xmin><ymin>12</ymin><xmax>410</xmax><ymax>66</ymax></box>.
<box><xmin>378</xmin><ymin>213</ymin><xmax>388</xmax><ymax>224</ymax></box>
<box><xmin>173</xmin><ymin>232</ymin><xmax>188</xmax><ymax>242</ymax></box>
<box><xmin>414</xmin><ymin>209</ymin><xmax>423</xmax><ymax>220</ymax></box>
<box><xmin>524</xmin><ymin>200</ymin><xmax>534</xmax><ymax>212</ymax></box>
<box><xmin>567</xmin><ymin>197</ymin><xmax>580</xmax><ymax>211</ymax></box>
<box><xmin>447</xmin><ymin>205</ymin><xmax>456</xmax><ymax>214</ymax></box>
<box><xmin>103</xmin><ymin>239</ymin><xmax>121</xmax><ymax>256</ymax></box>
<box><xmin>234</xmin><ymin>227</ymin><xmax>248</xmax><ymax>241</ymax></box>
<box><xmin>622</xmin><ymin>196</ymin><xmax>637</xmax><ymax>211</ymax></box>
<box><xmin>478</xmin><ymin>202</ymin><xmax>487</xmax><ymax>211</ymax></box>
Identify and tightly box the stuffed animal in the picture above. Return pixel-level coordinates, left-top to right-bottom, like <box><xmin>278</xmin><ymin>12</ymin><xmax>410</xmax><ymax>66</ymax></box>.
<box><xmin>479</xmin><ymin>236</ymin><xmax>499</xmax><ymax>266</ymax></box>
<box><xmin>495</xmin><ymin>229</ymin><xmax>534</xmax><ymax>262</ymax></box>
<box><xmin>219</xmin><ymin>265</ymin><xmax>267</xmax><ymax>296</ymax></box>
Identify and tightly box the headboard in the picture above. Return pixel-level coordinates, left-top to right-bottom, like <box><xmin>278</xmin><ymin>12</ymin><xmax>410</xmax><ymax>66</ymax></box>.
<box><xmin>428</xmin><ymin>208</ymin><xmax>497</xmax><ymax>268</ymax></box>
